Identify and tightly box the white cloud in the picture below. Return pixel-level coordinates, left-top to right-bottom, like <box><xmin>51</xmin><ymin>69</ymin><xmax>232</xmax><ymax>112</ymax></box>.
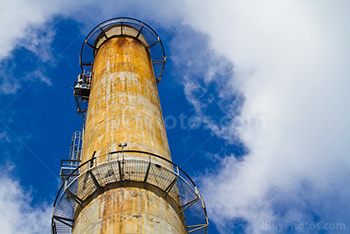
<box><xmin>0</xmin><ymin>165</ymin><xmax>52</xmax><ymax>234</ymax></box>
<box><xmin>0</xmin><ymin>131</ymin><xmax>11</xmax><ymax>143</ymax></box>
<box><xmin>1</xmin><ymin>0</ymin><xmax>350</xmax><ymax>233</ymax></box>
<box><xmin>171</xmin><ymin>0</ymin><xmax>350</xmax><ymax>233</ymax></box>
<box><xmin>0</xmin><ymin>0</ymin><xmax>140</xmax><ymax>61</ymax></box>
<box><xmin>1</xmin><ymin>0</ymin><xmax>71</xmax><ymax>58</ymax></box>
<box><xmin>18</xmin><ymin>25</ymin><xmax>56</xmax><ymax>63</ymax></box>
<box><xmin>0</xmin><ymin>61</ymin><xmax>52</xmax><ymax>94</ymax></box>
<box><xmin>0</xmin><ymin>0</ymin><xmax>115</xmax><ymax>94</ymax></box>
<box><xmin>122</xmin><ymin>2</ymin><xmax>350</xmax><ymax>231</ymax></box>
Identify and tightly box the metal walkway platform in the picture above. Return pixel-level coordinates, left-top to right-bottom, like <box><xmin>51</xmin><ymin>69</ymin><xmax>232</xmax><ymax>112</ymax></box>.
<box><xmin>52</xmin><ymin>150</ymin><xmax>208</xmax><ymax>234</ymax></box>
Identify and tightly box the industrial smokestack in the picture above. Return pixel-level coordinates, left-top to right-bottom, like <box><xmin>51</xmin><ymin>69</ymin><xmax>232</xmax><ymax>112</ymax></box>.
<box><xmin>52</xmin><ymin>17</ymin><xmax>208</xmax><ymax>234</ymax></box>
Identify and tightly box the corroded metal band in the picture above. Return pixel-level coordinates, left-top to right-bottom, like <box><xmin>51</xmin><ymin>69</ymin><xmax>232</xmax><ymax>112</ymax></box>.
<box><xmin>52</xmin><ymin>151</ymin><xmax>208</xmax><ymax>234</ymax></box>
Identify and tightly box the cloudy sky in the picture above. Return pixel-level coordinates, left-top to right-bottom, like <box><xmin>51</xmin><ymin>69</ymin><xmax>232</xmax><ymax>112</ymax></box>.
<box><xmin>0</xmin><ymin>0</ymin><xmax>349</xmax><ymax>233</ymax></box>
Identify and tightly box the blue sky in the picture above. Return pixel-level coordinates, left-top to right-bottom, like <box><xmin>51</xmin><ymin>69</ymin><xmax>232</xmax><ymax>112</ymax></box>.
<box><xmin>0</xmin><ymin>1</ymin><xmax>350</xmax><ymax>234</ymax></box>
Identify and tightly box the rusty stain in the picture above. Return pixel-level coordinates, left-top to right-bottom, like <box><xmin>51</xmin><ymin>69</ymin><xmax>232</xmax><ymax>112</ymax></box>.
<box><xmin>73</xmin><ymin>31</ymin><xmax>186</xmax><ymax>233</ymax></box>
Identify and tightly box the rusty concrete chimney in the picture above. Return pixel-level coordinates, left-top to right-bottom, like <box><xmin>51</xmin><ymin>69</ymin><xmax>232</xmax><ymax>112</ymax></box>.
<box><xmin>52</xmin><ymin>17</ymin><xmax>208</xmax><ymax>234</ymax></box>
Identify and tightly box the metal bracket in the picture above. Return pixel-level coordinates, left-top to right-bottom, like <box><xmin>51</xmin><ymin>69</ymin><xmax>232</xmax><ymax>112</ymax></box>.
<box><xmin>118</xmin><ymin>143</ymin><xmax>127</xmax><ymax>162</ymax></box>
<box><xmin>85</xmin><ymin>40</ymin><xmax>96</xmax><ymax>50</ymax></box>
<box><xmin>180</xmin><ymin>197</ymin><xmax>199</xmax><ymax>214</ymax></box>
<box><xmin>165</xmin><ymin>166</ymin><xmax>179</xmax><ymax>195</ymax></box>
<box><xmin>120</xmin><ymin>18</ymin><xmax>123</xmax><ymax>35</ymax></box>
<box><xmin>187</xmin><ymin>222</ymin><xmax>209</xmax><ymax>233</ymax></box>
<box><xmin>89</xmin><ymin>151</ymin><xmax>96</xmax><ymax>169</ymax></box>
<box><xmin>53</xmin><ymin>215</ymin><xmax>73</xmax><ymax>228</ymax></box>
<box><xmin>118</xmin><ymin>153</ymin><xmax>124</xmax><ymax>182</ymax></box>
<box><xmin>88</xmin><ymin>170</ymin><xmax>102</xmax><ymax>194</ymax></box>
<box><xmin>136</xmin><ymin>24</ymin><xmax>144</xmax><ymax>38</ymax></box>
<box><xmin>99</xmin><ymin>25</ymin><xmax>109</xmax><ymax>40</ymax></box>
<box><xmin>80</xmin><ymin>62</ymin><xmax>93</xmax><ymax>67</ymax></box>
<box><xmin>180</xmin><ymin>187</ymin><xmax>200</xmax><ymax>214</ymax></box>
<box><xmin>147</xmin><ymin>37</ymin><xmax>160</xmax><ymax>49</ymax></box>
<box><xmin>143</xmin><ymin>155</ymin><xmax>151</xmax><ymax>186</ymax></box>
<box><xmin>66</xmin><ymin>189</ymin><xmax>84</xmax><ymax>209</ymax></box>
<box><xmin>152</xmin><ymin>57</ymin><xmax>167</xmax><ymax>64</ymax></box>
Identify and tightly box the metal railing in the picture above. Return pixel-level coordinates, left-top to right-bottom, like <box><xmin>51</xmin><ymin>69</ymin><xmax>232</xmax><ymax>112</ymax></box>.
<box><xmin>79</xmin><ymin>17</ymin><xmax>166</xmax><ymax>83</ymax></box>
<box><xmin>52</xmin><ymin>150</ymin><xmax>208</xmax><ymax>234</ymax></box>
<box><xmin>59</xmin><ymin>159</ymin><xmax>80</xmax><ymax>180</ymax></box>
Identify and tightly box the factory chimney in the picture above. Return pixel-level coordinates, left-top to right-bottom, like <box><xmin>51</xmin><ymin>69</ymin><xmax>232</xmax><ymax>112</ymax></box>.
<box><xmin>52</xmin><ymin>17</ymin><xmax>208</xmax><ymax>234</ymax></box>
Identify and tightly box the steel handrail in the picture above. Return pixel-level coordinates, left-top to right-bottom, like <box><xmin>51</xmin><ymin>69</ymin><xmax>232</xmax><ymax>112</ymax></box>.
<box><xmin>79</xmin><ymin>17</ymin><xmax>166</xmax><ymax>82</ymax></box>
<box><xmin>52</xmin><ymin>149</ymin><xmax>208</xmax><ymax>234</ymax></box>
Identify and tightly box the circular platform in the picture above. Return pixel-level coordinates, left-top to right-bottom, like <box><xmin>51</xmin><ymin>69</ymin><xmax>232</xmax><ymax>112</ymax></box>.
<box><xmin>52</xmin><ymin>150</ymin><xmax>208</xmax><ymax>234</ymax></box>
<box><xmin>79</xmin><ymin>17</ymin><xmax>166</xmax><ymax>82</ymax></box>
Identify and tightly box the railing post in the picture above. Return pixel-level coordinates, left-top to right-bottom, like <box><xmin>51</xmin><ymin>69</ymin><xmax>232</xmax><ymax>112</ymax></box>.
<box><xmin>117</xmin><ymin>152</ymin><xmax>123</xmax><ymax>182</ymax></box>
<box><xmin>143</xmin><ymin>154</ymin><xmax>151</xmax><ymax>187</ymax></box>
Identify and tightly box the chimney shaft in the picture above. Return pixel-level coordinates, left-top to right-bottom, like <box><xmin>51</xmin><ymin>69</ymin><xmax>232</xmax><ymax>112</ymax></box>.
<box><xmin>51</xmin><ymin>18</ymin><xmax>208</xmax><ymax>234</ymax></box>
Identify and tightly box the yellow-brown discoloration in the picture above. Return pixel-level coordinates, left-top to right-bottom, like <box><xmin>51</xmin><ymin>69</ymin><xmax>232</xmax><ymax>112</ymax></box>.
<box><xmin>74</xmin><ymin>182</ymin><xmax>186</xmax><ymax>234</ymax></box>
<box><xmin>73</xmin><ymin>33</ymin><xmax>186</xmax><ymax>233</ymax></box>
<box><xmin>81</xmin><ymin>37</ymin><xmax>170</xmax><ymax>164</ymax></box>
